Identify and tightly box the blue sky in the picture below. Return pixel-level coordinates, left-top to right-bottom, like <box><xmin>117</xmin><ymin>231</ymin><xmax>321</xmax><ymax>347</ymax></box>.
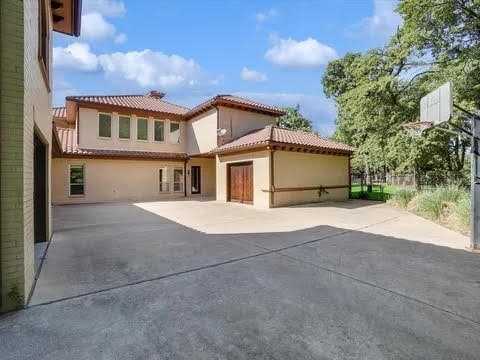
<box><xmin>53</xmin><ymin>0</ymin><xmax>401</xmax><ymax>135</ymax></box>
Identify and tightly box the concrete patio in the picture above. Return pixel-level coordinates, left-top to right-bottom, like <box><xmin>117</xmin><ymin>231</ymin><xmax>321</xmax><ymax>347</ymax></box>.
<box><xmin>0</xmin><ymin>200</ymin><xmax>478</xmax><ymax>359</ymax></box>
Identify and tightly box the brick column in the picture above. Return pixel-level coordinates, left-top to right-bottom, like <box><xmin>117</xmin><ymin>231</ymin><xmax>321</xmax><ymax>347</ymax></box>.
<box><xmin>0</xmin><ymin>0</ymin><xmax>25</xmax><ymax>311</ymax></box>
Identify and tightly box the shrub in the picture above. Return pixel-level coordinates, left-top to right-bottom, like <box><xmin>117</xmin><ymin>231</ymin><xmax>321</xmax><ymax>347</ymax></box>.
<box><xmin>454</xmin><ymin>195</ymin><xmax>471</xmax><ymax>231</ymax></box>
<box><xmin>392</xmin><ymin>188</ymin><xmax>416</xmax><ymax>208</ymax></box>
<box><xmin>415</xmin><ymin>190</ymin><xmax>444</xmax><ymax>219</ymax></box>
<box><xmin>434</xmin><ymin>185</ymin><xmax>464</xmax><ymax>203</ymax></box>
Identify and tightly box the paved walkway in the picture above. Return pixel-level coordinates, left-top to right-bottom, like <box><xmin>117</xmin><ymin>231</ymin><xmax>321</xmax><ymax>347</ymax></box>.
<box><xmin>0</xmin><ymin>200</ymin><xmax>478</xmax><ymax>359</ymax></box>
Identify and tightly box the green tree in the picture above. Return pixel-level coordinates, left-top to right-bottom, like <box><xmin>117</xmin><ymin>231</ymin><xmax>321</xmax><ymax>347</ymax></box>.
<box><xmin>276</xmin><ymin>105</ymin><xmax>313</xmax><ymax>132</ymax></box>
<box><xmin>321</xmin><ymin>0</ymin><xmax>478</xmax><ymax>186</ymax></box>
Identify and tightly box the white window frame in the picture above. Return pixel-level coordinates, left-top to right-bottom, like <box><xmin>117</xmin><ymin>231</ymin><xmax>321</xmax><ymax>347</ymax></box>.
<box><xmin>69</xmin><ymin>164</ymin><xmax>85</xmax><ymax>197</ymax></box>
<box><xmin>98</xmin><ymin>112</ymin><xmax>112</xmax><ymax>139</ymax></box>
<box><xmin>173</xmin><ymin>167</ymin><xmax>184</xmax><ymax>193</ymax></box>
<box><xmin>169</xmin><ymin>121</ymin><xmax>181</xmax><ymax>144</ymax></box>
<box><xmin>159</xmin><ymin>167</ymin><xmax>169</xmax><ymax>193</ymax></box>
<box><xmin>154</xmin><ymin>120</ymin><xmax>166</xmax><ymax>142</ymax></box>
<box><xmin>137</xmin><ymin>117</ymin><xmax>149</xmax><ymax>141</ymax></box>
<box><xmin>118</xmin><ymin>115</ymin><xmax>131</xmax><ymax>140</ymax></box>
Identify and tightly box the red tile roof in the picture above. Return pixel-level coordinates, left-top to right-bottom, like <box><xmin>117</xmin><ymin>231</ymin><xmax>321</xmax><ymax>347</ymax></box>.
<box><xmin>185</xmin><ymin>95</ymin><xmax>285</xmax><ymax>118</ymax></box>
<box><xmin>212</xmin><ymin>125</ymin><xmax>356</xmax><ymax>155</ymax></box>
<box><xmin>66</xmin><ymin>94</ymin><xmax>190</xmax><ymax>116</ymax></box>
<box><xmin>53</xmin><ymin>107</ymin><xmax>67</xmax><ymax>118</ymax></box>
<box><xmin>54</xmin><ymin>127</ymin><xmax>187</xmax><ymax>160</ymax></box>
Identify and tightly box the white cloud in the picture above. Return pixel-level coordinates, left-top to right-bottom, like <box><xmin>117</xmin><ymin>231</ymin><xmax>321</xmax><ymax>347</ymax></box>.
<box><xmin>255</xmin><ymin>8</ymin><xmax>278</xmax><ymax>23</ymax></box>
<box><xmin>233</xmin><ymin>92</ymin><xmax>337</xmax><ymax>135</ymax></box>
<box><xmin>114</xmin><ymin>33</ymin><xmax>127</xmax><ymax>44</ymax></box>
<box><xmin>83</xmin><ymin>0</ymin><xmax>126</xmax><ymax>17</ymax></box>
<box><xmin>98</xmin><ymin>50</ymin><xmax>202</xmax><ymax>88</ymax></box>
<box><xmin>81</xmin><ymin>13</ymin><xmax>116</xmax><ymax>41</ymax></box>
<box><xmin>265</xmin><ymin>36</ymin><xmax>338</xmax><ymax>67</ymax></box>
<box><xmin>53</xmin><ymin>78</ymin><xmax>77</xmax><ymax>107</ymax></box>
<box><xmin>53</xmin><ymin>42</ymin><xmax>99</xmax><ymax>71</ymax></box>
<box><xmin>240</xmin><ymin>67</ymin><xmax>268</xmax><ymax>82</ymax></box>
<box><xmin>346</xmin><ymin>0</ymin><xmax>402</xmax><ymax>41</ymax></box>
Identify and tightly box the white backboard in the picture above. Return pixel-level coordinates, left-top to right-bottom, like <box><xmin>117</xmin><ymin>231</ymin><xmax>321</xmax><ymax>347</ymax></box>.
<box><xmin>420</xmin><ymin>82</ymin><xmax>453</xmax><ymax>125</ymax></box>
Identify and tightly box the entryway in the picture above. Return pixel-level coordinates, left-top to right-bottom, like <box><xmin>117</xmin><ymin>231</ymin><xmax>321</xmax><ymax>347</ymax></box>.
<box><xmin>191</xmin><ymin>166</ymin><xmax>201</xmax><ymax>194</ymax></box>
<box><xmin>228</xmin><ymin>162</ymin><xmax>253</xmax><ymax>204</ymax></box>
<box><xmin>34</xmin><ymin>132</ymin><xmax>47</xmax><ymax>243</ymax></box>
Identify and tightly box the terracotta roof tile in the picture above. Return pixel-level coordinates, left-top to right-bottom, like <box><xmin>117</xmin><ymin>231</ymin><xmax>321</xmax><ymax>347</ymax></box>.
<box><xmin>212</xmin><ymin>125</ymin><xmax>355</xmax><ymax>155</ymax></box>
<box><xmin>54</xmin><ymin>127</ymin><xmax>187</xmax><ymax>160</ymax></box>
<box><xmin>185</xmin><ymin>95</ymin><xmax>285</xmax><ymax>118</ymax></box>
<box><xmin>66</xmin><ymin>94</ymin><xmax>190</xmax><ymax>116</ymax></box>
<box><xmin>53</xmin><ymin>107</ymin><xmax>67</xmax><ymax>118</ymax></box>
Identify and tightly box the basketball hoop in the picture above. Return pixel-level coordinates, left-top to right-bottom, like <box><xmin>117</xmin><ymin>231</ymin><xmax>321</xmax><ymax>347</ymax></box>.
<box><xmin>402</xmin><ymin>121</ymin><xmax>434</xmax><ymax>138</ymax></box>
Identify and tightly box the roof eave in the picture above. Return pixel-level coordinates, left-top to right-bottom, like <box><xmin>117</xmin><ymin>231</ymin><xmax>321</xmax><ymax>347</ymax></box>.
<box><xmin>67</xmin><ymin>99</ymin><xmax>187</xmax><ymax>118</ymax></box>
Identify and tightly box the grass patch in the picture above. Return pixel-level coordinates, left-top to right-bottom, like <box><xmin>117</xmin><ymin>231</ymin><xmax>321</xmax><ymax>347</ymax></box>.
<box><xmin>454</xmin><ymin>195</ymin><xmax>471</xmax><ymax>231</ymax></box>
<box><xmin>391</xmin><ymin>188</ymin><xmax>416</xmax><ymax>208</ymax></box>
<box><xmin>350</xmin><ymin>184</ymin><xmax>396</xmax><ymax>201</ymax></box>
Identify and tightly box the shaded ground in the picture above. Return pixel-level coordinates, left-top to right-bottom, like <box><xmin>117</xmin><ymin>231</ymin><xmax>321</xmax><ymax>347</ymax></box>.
<box><xmin>0</xmin><ymin>201</ymin><xmax>479</xmax><ymax>359</ymax></box>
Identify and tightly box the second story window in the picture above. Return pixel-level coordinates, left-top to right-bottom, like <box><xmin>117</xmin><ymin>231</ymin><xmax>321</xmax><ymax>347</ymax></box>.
<box><xmin>99</xmin><ymin>113</ymin><xmax>112</xmax><ymax>138</ymax></box>
<box><xmin>170</xmin><ymin>122</ymin><xmax>180</xmax><ymax>144</ymax></box>
<box><xmin>119</xmin><ymin>116</ymin><xmax>131</xmax><ymax>139</ymax></box>
<box><xmin>137</xmin><ymin>118</ymin><xmax>148</xmax><ymax>141</ymax></box>
<box><xmin>154</xmin><ymin>120</ymin><xmax>165</xmax><ymax>142</ymax></box>
<box><xmin>38</xmin><ymin>0</ymin><xmax>50</xmax><ymax>87</ymax></box>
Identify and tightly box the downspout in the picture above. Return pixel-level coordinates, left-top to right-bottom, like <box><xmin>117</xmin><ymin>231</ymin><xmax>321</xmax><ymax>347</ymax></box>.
<box><xmin>184</xmin><ymin>159</ymin><xmax>187</xmax><ymax>197</ymax></box>
<box><xmin>270</xmin><ymin>148</ymin><xmax>275</xmax><ymax>207</ymax></box>
<box><xmin>348</xmin><ymin>155</ymin><xmax>352</xmax><ymax>199</ymax></box>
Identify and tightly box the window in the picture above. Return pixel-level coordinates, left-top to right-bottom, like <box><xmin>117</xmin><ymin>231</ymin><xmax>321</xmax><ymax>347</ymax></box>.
<box><xmin>38</xmin><ymin>0</ymin><xmax>49</xmax><ymax>85</ymax></box>
<box><xmin>69</xmin><ymin>165</ymin><xmax>85</xmax><ymax>196</ymax></box>
<box><xmin>173</xmin><ymin>168</ymin><xmax>184</xmax><ymax>192</ymax></box>
<box><xmin>154</xmin><ymin>120</ymin><xmax>165</xmax><ymax>142</ymax></box>
<box><xmin>119</xmin><ymin>116</ymin><xmax>131</xmax><ymax>139</ymax></box>
<box><xmin>169</xmin><ymin>122</ymin><xmax>180</xmax><ymax>144</ymax></box>
<box><xmin>159</xmin><ymin>168</ymin><xmax>169</xmax><ymax>192</ymax></box>
<box><xmin>137</xmin><ymin>118</ymin><xmax>148</xmax><ymax>140</ymax></box>
<box><xmin>99</xmin><ymin>113</ymin><xmax>112</xmax><ymax>138</ymax></box>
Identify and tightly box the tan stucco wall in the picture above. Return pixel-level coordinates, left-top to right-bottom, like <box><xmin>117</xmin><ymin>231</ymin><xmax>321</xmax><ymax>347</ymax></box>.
<box><xmin>77</xmin><ymin>107</ymin><xmax>186</xmax><ymax>153</ymax></box>
<box><xmin>217</xmin><ymin>107</ymin><xmax>277</xmax><ymax>146</ymax></box>
<box><xmin>186</xmin><ymin>108</ymin><xmax>217</xmax><ymax>155</ymax></box>
<box><xmin>186</xmin><ymin>158</ymin><xmax>216</xmax><ymax>196</ymax></box>
<box><xmin>216</xmin><ymin>151</ymin><xmax>271</xmax><ymax>209</ymax></box>
<box><xmin>52</xmin><ymin>158</ymin><xmax>188</xmax><ymax>204</ymax></box>
<box><xmin>24</xmin><ymin>0</ymin><xmax>53</xmax><ymax>299</ymax></box>
<box><xmin>273</xmin><ymin>151</ymin><xmax>350</xmax><ymax>207</ymax></box>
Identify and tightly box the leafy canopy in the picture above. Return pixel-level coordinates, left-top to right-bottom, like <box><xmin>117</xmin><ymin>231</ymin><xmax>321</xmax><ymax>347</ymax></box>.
<box><xmin>276</xmin><ymin>105</ymin><xmax>313</xmax><ymax>132</ymax></box>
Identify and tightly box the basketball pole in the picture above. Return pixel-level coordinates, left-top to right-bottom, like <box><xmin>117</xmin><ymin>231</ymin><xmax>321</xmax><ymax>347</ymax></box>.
<box><xmin>471</xmin><ymin>114</ymin><xmax>480</xmax><ymax>250</ymax></box>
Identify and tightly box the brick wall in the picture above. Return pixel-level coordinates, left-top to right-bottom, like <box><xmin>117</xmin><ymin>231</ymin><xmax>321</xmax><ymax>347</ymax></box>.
<box><xmin>0</xmin><ymin>0</ymin><xmax>26</xmax><ymax>311</ymax></box>
<box><xmin>0</xmin><ymin>0</ymin><xmax>52</xmax><ymax>312</ymax></box>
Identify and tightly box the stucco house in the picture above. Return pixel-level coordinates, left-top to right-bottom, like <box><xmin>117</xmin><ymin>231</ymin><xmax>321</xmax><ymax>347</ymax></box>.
<box><xmin>52</xmin><ymin>92</ymin><xmax>355</xmax><ymax>208</ymax></box>
<box><xmin>0</xmin><ymin>0</ymin><xmax>81</xmax><ymax>311</ymax></box>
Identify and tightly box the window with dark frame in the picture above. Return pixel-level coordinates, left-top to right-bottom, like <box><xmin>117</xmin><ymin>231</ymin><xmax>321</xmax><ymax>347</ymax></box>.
<box><xmin>69</xmin><ymin>165</ymin><xmax>85</xmax><ymax>196</ymax></box>
<box><xmin>119</xmin><ymin>116</ymin><xmax>131</xmax><ymax>139</ymax></box>
<box><xmin>170</xmin><ymin>122</ymin><xmax>180</xmax><ymax>143</ymax></box>
<box><xmin>137</xmin><ymin>118</ymin><xmax>148</xmax><ymax>140</ymax></box>
<box><xmin>159</xmin><ymin>168</ymin><xmax>169</xmax><ymax>192</ymax></box>
<box><xmin>173</xmin><ymin>168</ymin><xmax>184</xmax><ymax>192</ymax></box>
<box><xmin>39</xmin><ymin>0</ymin><xmax>49</xmax><ymax>83</ymax></box>
<box><xmin>99</xmin><ymin>113</ymin><xmax>112</xmax><ymax>138</ymax></box>
<box><xmin>154</xmin><ymin>120</ymin><xmax>165</xmax><ymax>142</ymax></box>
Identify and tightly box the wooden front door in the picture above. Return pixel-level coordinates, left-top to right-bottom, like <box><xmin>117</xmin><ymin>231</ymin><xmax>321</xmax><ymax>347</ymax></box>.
<box><xmin>191</xmin><ymin>166</ymin><xmax>201</xmax><ymax>194</ymax></box>
<box><xmin>228</xmin><ymin>162</ymin><xmax>253</xmax><ymax>204</ymax></box>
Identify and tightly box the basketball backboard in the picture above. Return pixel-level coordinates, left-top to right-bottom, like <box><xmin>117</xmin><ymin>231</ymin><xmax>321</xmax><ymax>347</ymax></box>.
<box><xmin>420</xmin><ymin>82</ymin><xmax>452</xmax><ymax>125</ymax></box>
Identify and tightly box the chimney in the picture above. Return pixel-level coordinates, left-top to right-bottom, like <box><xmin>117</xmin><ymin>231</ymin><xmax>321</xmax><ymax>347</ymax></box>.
<box><xmin>146</xmin><ymin>90</ymin><xmax>165</xmax><ymax>99</ymax></box>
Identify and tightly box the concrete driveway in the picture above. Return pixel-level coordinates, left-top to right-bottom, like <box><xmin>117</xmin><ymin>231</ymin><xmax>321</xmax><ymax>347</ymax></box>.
<box><xmin>1</xmin><ymin>200</ymin><xmax>479</xmax><ymax>359</ymax></box>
